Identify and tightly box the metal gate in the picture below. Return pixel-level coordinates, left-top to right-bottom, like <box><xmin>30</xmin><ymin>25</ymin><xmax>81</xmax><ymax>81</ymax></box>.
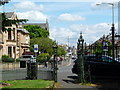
<box><xmin>76</xmin><ymin>33</ymin><xmax>120</xmax><ymax>83</ymax></box>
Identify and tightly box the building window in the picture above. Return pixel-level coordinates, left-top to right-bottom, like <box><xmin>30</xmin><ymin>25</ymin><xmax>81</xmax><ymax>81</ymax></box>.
<box><xmin>8</xmin><ymin>28</ymin><xmax>12</xmax><ymax>40</ymax></box>
<box><xmin>0</xmin><ymin>47</ymin><xmax>2</xmax><ymax>58</ymax></box>
<box><xmin>13</xmin><ymin>47</ymin><xmax>15</xmax><ymax>58</ymax></box>
<box><xmin>12</xmin><ymin>28</ymin><xmax>15</xmax><ymax>40</ymax></box>
<box><xmin>8</xmin><ymin>47</ymin><xmax>12</xmax><ymax>57</ymax></box>
<box><xmin>8</xmin><ymin>30</ymin><xmax>11</xmax><ymax>40</ymax></box>
<box><xmin>26</xmin><ymin>36</ymin><xmax>29</xmax><ymax>44</ymax></box>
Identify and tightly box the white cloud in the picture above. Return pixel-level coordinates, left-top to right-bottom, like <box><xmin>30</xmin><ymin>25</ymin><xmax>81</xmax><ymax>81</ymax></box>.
<box><xmin>14</xmin><ymin>1</ymin><xmax>43</xmax><ymax>11</ymax></box>
<box><xmin>58</xmin><ymin>13</ymin><xmax>86</xmax><ymax>21</ymax></box>
<box><xmin>50</xmin><ymin>22</ymin><xmax>117</xmax><ymax>46</ymax></box>
<box><xmin>17</xmin><ymin>11</ymin><xmax>48</xmax><ymax>22</ymax></box>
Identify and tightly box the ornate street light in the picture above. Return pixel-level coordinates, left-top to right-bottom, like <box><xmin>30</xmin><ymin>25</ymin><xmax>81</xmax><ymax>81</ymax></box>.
<box><xmin>77</xmin><ymin>32</ymin><xmax>85</xmax><ymax>83</ymax></box>
<box><xmin>96</xmin><ymin>2</ymin><xmax>115</xmax><ymax>60</ymax></box>
<box><xmin>52</xmin><ymin>42</ymin><xmax>58</xmax><ymax>82</ymax></box>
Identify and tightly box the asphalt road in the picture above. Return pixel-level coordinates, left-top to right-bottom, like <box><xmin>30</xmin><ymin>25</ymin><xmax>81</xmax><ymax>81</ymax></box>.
<box><xmin>58</xmin><ymin>59</ymin><xmax>120</xmax><ymax>89</ymax></box>
<box><xmin>58</xmin><ymin>59</ymin><xmax>94</xmax><ymax>89</ymax></box>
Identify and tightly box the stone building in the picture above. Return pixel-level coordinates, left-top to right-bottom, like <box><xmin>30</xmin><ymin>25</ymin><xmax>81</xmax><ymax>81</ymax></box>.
<box><xmin>22</xmin><ymin>19</ymin><xmax>49</xmax><ymax>31</ymax></box>
<box><xmin>0</xmin><ymin>12</ymin><xmax>30</xmax><ymax>59</ymax></box>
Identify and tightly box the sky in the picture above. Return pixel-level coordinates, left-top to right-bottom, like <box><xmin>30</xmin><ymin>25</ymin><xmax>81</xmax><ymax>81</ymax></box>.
<box><xmin>0</xmin><ymin>0</ymin><xmax>120</xmax><ymax>47</ymax></box>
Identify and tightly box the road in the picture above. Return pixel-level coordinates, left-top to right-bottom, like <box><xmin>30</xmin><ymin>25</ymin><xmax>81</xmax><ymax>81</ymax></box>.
<box><xmin>58</xmin><ymin>59</ymin><xmax>94</xmax><ymax>89</ymax></box>
<box><xmin>58</xmin><ymin>59</ymin><xmax>120</xmax><ymax>89</ymax></box>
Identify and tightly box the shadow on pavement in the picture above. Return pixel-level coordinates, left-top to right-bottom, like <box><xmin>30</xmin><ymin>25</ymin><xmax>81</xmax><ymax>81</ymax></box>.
<box><xmin>62</xmin><ymin>75</ymin><xmax>78</xmax><ymax>84</ymax></box>
<box><xmin>63</xmin><ymin>75</ymin><xmax>120</xmax><ymax>89</ymax></box>
<box><xmin>91</xmin><ymin>77</ymin><xmax>120</xmax><ymax>89</ymax></box>
<box><xmin>62</xmin><ymin>79</ymin><xmax>76</xmax><ymax>84</ymax></box>
<box><xmin>67</xmin><ymin>76</ymin><xmax>77</xmax><ymax>79</ymax></box>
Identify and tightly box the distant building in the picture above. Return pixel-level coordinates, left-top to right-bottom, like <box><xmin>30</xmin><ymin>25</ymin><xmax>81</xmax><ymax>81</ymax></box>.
<box><xmin>0</xmin><ymin>12</ymin><xmax>30</xmax><ymax>59</ymax></box>
<box><xmin>22</xmin><ymin>19</ymin><xmax>49</xmax><ymax>31</ymax></box>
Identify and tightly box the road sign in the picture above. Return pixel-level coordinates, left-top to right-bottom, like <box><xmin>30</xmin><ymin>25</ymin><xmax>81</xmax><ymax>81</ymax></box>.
<box><xmin>103</xmin><ymin>42</ymin><xmax>108</xmax><ymax>51</ymax></box>
<box><xmin>34</xmin><ymin>44</ymin><xmax>38</xmax><ymax>52</ymax></box>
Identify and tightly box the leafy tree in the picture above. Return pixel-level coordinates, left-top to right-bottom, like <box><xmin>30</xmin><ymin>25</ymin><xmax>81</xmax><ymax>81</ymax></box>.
<box><xmin>30</xmin><ymin>37</ymin><xmax>54</xmax><ymax>56</ymax></box>
<box><xmin>1</xmin><ymin>13</ymin><xmax>28</xmax><ymax>32</ymax></box>
<box><xmin>57</xmin><ymin>46</ymin><xmax>67</xmax><ymax>56</ymax></box>
<box><xmin>37</xmin><ymin>53</ymin><xmax>50</xmax><ymax>63</ymax></box>
<box><xmin>24</xmin><ymin>25</ymin><xmax>49</xmax><ymax>39</ymax></box>
<box><xmin>92</xmin><ymin>41</ymin><xmax>112</xmax><ymax>56</ymax></box>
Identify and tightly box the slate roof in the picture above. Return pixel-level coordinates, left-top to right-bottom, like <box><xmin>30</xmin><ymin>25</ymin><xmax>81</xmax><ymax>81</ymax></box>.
<box><xmin>5</xmin><ymin>12</ymin><xmax>14</xmax><ymax>18</ymax></box>
<box><xmin>0</xmin><ymin>12</ymin><xmax>14</xmax><ymax>18</ymax></box>
<box><xmin>17</xmin><ymin>28</ymin><xmax>29</xmax><ymax>34</ymax></box>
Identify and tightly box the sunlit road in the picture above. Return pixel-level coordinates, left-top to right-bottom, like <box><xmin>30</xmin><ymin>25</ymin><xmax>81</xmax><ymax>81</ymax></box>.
<box><xmin>58</xmin><ymin>59</ymin><xmax>94</xmax><ymax>88</ymax></box>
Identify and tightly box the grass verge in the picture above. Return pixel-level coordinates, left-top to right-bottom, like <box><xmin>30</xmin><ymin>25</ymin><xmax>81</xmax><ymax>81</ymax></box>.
<box><xmin>1</xmin><ymin>79</ymin><xmax>54</xmax><ymax>89</ymax></box>
<box><xmin>80</xmin><ymin>82</ymin><xmax>97</xmax><ymax>87</ymax></box>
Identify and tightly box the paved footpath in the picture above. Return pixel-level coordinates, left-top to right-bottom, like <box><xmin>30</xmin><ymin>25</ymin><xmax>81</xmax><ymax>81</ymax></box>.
<box><xmin>57</xmin><ymin>59</ymin><xmax>96</xmax><ymax>89</ymax></box>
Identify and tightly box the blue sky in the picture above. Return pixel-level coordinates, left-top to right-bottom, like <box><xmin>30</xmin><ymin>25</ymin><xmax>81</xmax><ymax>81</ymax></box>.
<box><xmin>0</xmin><ymin>0</ymin><xmax>119</xmax><ymax>47</ymax></box>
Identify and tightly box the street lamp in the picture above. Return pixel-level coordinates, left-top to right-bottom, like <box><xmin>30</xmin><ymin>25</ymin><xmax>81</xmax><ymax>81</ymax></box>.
<box><xmin>52</xmin><ymin>42</ymin><xmax>58</xmax><ymax>82</ymax></box>
<box><xmin>77</xmin><ymin>32</ymin><xmax>85</xmax><ymax>83</ymax></box>
<box><xmin>96</xmin><ymin>2</ymin><xmax>115</xmax><ymax>60</ymax></box>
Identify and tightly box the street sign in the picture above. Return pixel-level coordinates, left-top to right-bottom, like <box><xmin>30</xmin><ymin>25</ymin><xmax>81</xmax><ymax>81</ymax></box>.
<box><xmin>103</xmin><ymin>42</ymin><xmax>108</xmax><ymax>51</ymax></box>
<box><xmin>34</xmin><ymin>44</ymin><xmax>38</xmax><ymax>52</ymax></box>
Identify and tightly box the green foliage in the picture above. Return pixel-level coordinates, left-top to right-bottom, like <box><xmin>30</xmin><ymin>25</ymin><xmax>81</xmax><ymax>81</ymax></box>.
<box><xmin>16</xmin><ymin>58</ymin><xmax>20</xmax><ymax>62</ymax></box>
<box><xmin>24</xmin><ymin>25</ymin><xmax>49</xmax><ymax>39</ymax></box>
<box><xmin>57</xmin><ymin>46</ymin><xmax>67</xmax><ymax>56</ymax></box>
<box><xmin>37</xmin><ymin>53</ymin><xmax>50</xmax><ymax>63</ymax></box>
<box><xmin>6</xmin><ymin>58</ymin><xmax>15</xmax><ymax>62</ymax></box>
<box><xmin>30</xmin><ymin>37</ymin><xmax>54</xmax><ymax>56</ymax></box>
<box><xmin>2</xmin><ymin>55</ymin><xmax>15</xmax><ymax>62</ymax></box>
<box><xmin>1</xmin><ymin>13</ymin><xmax>28</xmax><ymax>32</ymax></box>
<box><xmin>92</xmin><ymin>43</ymin><xmax>103</xmax><ymax>54</ymax></box>
<box><xmin>92</xmin><ymin>41</ymin><xmax>113</xmax><ymax>56</ymax></box>
<box><xmin>2</xmin><ymin>55</ymin><xmax>9</xmax><ymax>62</ymax></box>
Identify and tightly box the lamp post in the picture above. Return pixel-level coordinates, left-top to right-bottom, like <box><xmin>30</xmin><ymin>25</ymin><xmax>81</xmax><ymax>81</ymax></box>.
<box><xmin>96</xmin><ymin>3</ymin><xmax>115</xmax><ymax>60</ymax></box>
<box><xmin>52</xmin><ymin>42</ymin><xmax>58</xmax><ymax>82</ymax></box>
<box><xmin>77</xmin><ymin>32</ymin><xmax>84</xmax><ymax>83</ymax></box>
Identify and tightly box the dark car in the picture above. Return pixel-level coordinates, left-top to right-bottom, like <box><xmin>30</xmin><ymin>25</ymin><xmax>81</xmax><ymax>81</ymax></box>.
<box><xmin>72</xmin><ymin>55</ymin><xmax>120</xmax><ymax>77</ymax></box>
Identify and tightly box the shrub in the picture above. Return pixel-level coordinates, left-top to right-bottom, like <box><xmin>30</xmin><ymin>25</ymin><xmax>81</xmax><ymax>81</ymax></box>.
<box><xmin>2</xmin><ymin>55</ymin><xmax>9</xmax><ymax>62</ymax></box>
<box><xmin>37</xmin><ymin>53</ymin><xmax>50</xmax><ymax>63</ymax></box>
<box><xmin>16</xmin><ymin>58</ymin><xmax>20</xmax><ymax>62</ymax></box>
<box><xmin>6</xmin><ymin>58</ymin><xmax>15</xmax><ymax>62</ymax></box>
<box><xmin>2</xmin><ymin>55</ymin><xmax>15</xmax><ymax>62</ymax></box>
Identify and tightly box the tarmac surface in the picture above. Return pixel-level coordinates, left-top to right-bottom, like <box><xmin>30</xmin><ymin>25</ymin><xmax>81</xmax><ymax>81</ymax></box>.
<box><xmin>58</xmin><ymin>59</ymin><xmax>95</xmax><ymax>89</ymax></box>
<box><xmin>58</xmin><ymin>59</ymin><xmax>120</xmax><ymax>89</ymax></box>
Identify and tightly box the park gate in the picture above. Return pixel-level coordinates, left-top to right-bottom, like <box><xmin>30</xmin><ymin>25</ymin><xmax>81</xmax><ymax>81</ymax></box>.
<box><xmin>76</xmin><ymin>33</ymin><xmax>120</xmax><ymax>83</ymax></box>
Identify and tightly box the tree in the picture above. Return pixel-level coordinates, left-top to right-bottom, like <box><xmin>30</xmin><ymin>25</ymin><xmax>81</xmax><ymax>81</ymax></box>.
<box><xmin>57</xmin><ymin>46</ymin><xmax>67</xmax><ymax>56</ymax></box>
<box><xmin>92</xmin><ymin>41</ymin><xmax>112</xmax><ymax>56</ymax></box>
<box><xmin>37</xmin><ymin>53</ymin><xmax>50</xmax><ymax>63</ymax></box>
<box><xmin>24</xmin><ymin>25</ymin><xmax>49</xmax><ymax>39</ymax></box>
<box><xmin>30</xmin><ymin>37</ymin><xmax>54</xmax><ymax>56</ymax></box>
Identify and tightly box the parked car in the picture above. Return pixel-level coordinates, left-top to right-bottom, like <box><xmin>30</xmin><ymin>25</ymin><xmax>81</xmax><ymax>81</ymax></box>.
<box><xmin>72</xmin><ymin>55</ymin><xmax>120</xmax><ymax>77</ymax></box>
<box><xmin>115</xmin><ymin>58</ymin><xmax>120</xmax><ymax>62</ymax></box>
<box><xmin>20</xmin><ymin>55</ymin><xmax>36</xmax><ymax>68</ymax></box>
<box><xmin>71</xmin><ymin>55</ymin><xmax>77</xmax><ymax>60</ymax></box>
<box><xmin>20</xmin><ymin>55</ymin><xmax>36</xmax><ymax>61</ymax></box>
